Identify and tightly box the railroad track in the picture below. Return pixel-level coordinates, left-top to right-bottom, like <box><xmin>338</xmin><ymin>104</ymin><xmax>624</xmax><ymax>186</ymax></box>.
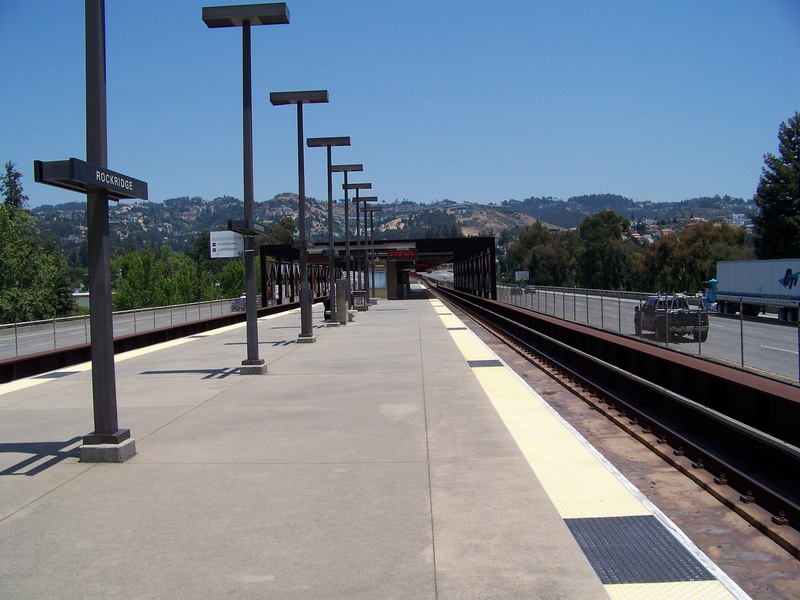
<box><xmin>429</xmin><ymin>283</ymin><xmax>800</xmax><ymax>560</ymax></box>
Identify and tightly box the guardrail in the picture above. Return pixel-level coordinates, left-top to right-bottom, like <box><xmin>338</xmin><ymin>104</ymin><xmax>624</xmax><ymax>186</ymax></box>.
<box><xmin>0</xmin><ymin>298</ymin><xmax>311</xmax><ymax>383</ymax></box>
<box><xmin>0</xmin><ymin>298</ymin><xmax>241</xmax><ymax>360</ymax></box>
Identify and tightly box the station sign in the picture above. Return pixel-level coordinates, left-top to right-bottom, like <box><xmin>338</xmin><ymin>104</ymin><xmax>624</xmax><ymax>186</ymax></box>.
<box><xmin>34</xmin><ymin>157</ymin><xmax>148</xmax><ymax>201</ymax></box>
<box><xmin>387</xmin><ymin>249</ymin><xmax>418</xmax><ymax>261</ymax></box>
<box><xmin>291</xmin><ymin>239</ymin><xmax>313</xmax><ymax>249</ymax></box>
<box><xmin>228</xmin><ymin>218</ymin><xmax>270</xmax><ymax>236</ymax></box>
<box><xmin>210</xmin><ymin>230</ymin><xmax>244</xmax><ymax>258</ymax></box>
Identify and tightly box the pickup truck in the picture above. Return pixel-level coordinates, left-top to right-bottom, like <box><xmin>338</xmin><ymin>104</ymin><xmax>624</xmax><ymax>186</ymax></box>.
<box><xmin>230</xmin><ymin>294</ymin><xmax>246</xmax><ymax>312</ymax></box>
<box><xmin>634</xmin><ymin>294</ymin><xmax>709</xmax><ymax>342</ymax></box>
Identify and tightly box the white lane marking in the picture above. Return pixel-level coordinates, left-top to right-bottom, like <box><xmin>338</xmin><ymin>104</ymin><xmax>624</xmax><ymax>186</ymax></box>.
<box><xmin>761</xmin><ymin>345</ymin><xmax>798</xmax><ymax>355</ymax></box>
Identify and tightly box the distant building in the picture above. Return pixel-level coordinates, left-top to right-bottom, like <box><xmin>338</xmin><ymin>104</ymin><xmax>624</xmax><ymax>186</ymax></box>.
<box><xmin>729</xmin><ymin>213</ymin><xmax>746</xmax><ymax>227</ymax></box>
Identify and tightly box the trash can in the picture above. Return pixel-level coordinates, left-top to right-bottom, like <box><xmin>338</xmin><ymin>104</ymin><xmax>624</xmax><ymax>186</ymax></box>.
<box><xmin>353</xmin><ymin>290</ymin><xmax>367</xmax><ymax>311</ymax></box>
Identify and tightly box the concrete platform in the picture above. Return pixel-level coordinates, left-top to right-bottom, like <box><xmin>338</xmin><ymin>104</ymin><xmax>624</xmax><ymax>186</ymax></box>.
<box><xmin>0</xmin><ymin>287</ymin><xmax>744</xmax><ymax>599</ymax></box>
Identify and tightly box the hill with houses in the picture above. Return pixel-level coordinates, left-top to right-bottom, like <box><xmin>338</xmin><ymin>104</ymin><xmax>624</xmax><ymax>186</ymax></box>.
<box><xmin>32</xmin><ymin>192</ymin><xmax>756</xmax><ymax>258</ymax></box>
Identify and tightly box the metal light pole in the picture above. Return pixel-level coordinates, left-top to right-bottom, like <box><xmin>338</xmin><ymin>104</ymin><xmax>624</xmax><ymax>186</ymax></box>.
<box><xmin>358</xmin><ymin>196</ymin><xmax>378</xmax><ymax>295</ymax></box>
<box><xmin>203</xmin><ymin>2</ymin><xmax>289</xmax><ymax>374</ymax></box>
<box><xmin>344</xmin><ymin>183</ymin><xmax>371</xmax><ymax>291</ymax></box>
<box><xmin>307</xmin><ymin>137</ymin><xmax>350</xmax><ymax>325</ymax></box>
<box><xmin>331</xmin><ymin>164</ymin><xmax>363</xmax><ymax>305</ymax></box>
<box><xmin>365</xmin><ymin>204</ymin><xmax>383</xmax><ymax>301</ymax></box>
<box><xmin>270</xmin><ymin>90</ymin><xmax>328</xmax><ymax>343</ymax></box>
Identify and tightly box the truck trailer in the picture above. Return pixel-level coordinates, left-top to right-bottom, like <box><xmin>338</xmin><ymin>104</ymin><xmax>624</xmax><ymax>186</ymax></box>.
<box><xmin>703</xmin><ymin>259</ymin><xmax>800</xmax><ymax>321</ymax></box>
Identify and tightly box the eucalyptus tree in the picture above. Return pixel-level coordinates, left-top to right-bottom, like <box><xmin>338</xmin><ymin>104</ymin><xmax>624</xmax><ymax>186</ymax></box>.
<box><xmin>752</xmin><ymin>112</ymin><xmax>800</xmax><ymax>259</ymax></box>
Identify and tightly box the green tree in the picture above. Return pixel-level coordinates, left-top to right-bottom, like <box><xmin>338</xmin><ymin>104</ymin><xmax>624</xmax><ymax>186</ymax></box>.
<box><xmin>639</xmin><ymin>221</ymin><xmax>752</xmax><ymax>293</ymax></box>
<box><xmin>159</xmin><ymin>246</ymin><xmax>211</xmax><ymax>303</ymax></box>
<box><xmin>506</xmin><ymin>222</ymin><xmax>545</xmax><ymax>276</ymax></box>
<box><xmin>752</xmin><ymin>111</ymin><xmax>800</xmax><ymax>258</ymax></box>
<box><xmin>189</xmin><ymin>229</ymin><xmax>212</xmax><ymax>267</ymax></box>
<box><xmin>577</xmin><ymin>211</ymin><xmax>637</xmax><ymax>289</ymax></box>
<box><xmin>504</xmin><ymin>222</ymin><xmax>582</xmax><ymax>286</ymax></box>
<box><xmin>1</xmin><ymin>161</ymin><xmax>29</xmax><ymax>210</ymax></box>
<box><xmin>0</xmin><ymin>205</ymin><xmax>74</xmax><ymax>321</ymax></box>
<box><xmin>266</xmin><ymin>216</ymin><xmax>296</xmax><ymax>245</ymax></box>
<box><xmin>219</xmin><ymin>260</ymin><xmax>245</xmax><ymax>298</ymax></box>
<box><xmin>111</xmin><ymin>246</ymin><xmax>167</xmax><ymax>310</ymax></box>
<box><xmin>110</xmin><ymin>245</ymin><xmax>223</xmax><ymax>310</ymax></box>
<box><xmin>641</xmin><ymin>232</ymin><xmax>679</xmax><ymax>292</ymax></box>
<box><xmin>673</xmin><ymin>221</ymin><xmax>752</xmax><ymax>291</ymax></box>
<box><xmin>541</xmin><ymin>230</ymin><xmax>581</xmax><ymax>286</ymax></box>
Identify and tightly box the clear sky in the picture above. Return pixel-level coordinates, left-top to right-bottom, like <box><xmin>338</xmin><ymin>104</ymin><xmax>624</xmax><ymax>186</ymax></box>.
<box><xmin>2</xmin><ymin>0</ymin><xmax>799</xmax><ymax>209</ymax></box>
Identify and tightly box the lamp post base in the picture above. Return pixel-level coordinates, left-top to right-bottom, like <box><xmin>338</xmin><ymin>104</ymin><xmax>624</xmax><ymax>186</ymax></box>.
<box><xmin>240</xmin><ymin>358</ymin><xmax>267</xmax><ymax>375</ymax></box>
<box><xmin>79</xmin><ymin>437</ymin><xmax>136</xmax><ymax>463</ymax></box>
<box><xmin>296</xmin><ymin>333</ymin><xmax>317</xmax><ymax>344</ymax></box>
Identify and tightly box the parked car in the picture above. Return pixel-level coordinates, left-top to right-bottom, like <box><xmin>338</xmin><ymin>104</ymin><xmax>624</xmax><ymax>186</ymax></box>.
<box><xmin>634</xmin><ymin>294</ymin><xmax>709</xmax><ymax>342</ymax></box>
<box><xmin>230</xmin><ymin>294</ymin><xmax>246</xmax><ymax>312</ymax></box>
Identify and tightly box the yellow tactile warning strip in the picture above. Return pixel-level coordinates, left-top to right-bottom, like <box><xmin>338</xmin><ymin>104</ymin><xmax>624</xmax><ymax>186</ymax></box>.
<box><xmin>469</xmin><ymin>366</ymin><xmax>649</xmax><ymax>519</ymax></box>
<box><xmin>430</xmin><ymin>298</ymin><xmax>748</xmax><ymax>600</ymax></box>
<box><xmin>605</xmin><ymin>580</ymin><xmax>735</xmax><ymax>600</ymax></box>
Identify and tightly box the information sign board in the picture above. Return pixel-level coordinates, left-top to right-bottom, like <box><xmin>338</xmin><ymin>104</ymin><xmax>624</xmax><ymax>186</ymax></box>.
<box><xmin>210</xmin><ymin>230</ymin><xmax>244</xmax><ymax>258</ymax></box>
<box><xmin>387</xmin><ymin>250</ymin><xmax>418</xmax><ymax>261</ymax></box>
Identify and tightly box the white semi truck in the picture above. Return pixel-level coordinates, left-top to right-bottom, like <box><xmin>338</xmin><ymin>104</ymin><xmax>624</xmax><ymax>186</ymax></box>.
<box><xmin>703</xmin><ymin>259</ymin><xmax>800</xmax><ymax>321</ymax></box>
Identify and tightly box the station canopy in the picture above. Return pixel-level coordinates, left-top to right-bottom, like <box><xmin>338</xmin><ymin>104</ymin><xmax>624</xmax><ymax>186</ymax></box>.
<box><xmin>260</xmin><ymin>236</ymin><xmax>495</xmax><ymax>273</ymax></box>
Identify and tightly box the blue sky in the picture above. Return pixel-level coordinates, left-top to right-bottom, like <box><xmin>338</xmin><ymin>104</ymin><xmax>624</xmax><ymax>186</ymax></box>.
<box><xmin>2</xmin><ymin>0</ymin><xmax>799</xmax><ymax>209</ymax></box>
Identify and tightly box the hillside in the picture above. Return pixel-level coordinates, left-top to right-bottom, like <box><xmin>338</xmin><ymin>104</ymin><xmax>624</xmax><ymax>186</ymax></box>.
<box><xmin>32</xmin><ymin>192</ymin><xmax>755</xmax><ymax>261</ymax></box>
<box><xmin>503</xmin><ymin>194</ymin><xmax>755</xmax><ymax>229</ymax></box>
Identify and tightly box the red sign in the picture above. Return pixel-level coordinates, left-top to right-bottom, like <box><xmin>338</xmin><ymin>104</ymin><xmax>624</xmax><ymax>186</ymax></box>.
<box><xmin>387</xmin><ymin>250</ymin><xmax>418</xmax><ymax>260</ymax></box>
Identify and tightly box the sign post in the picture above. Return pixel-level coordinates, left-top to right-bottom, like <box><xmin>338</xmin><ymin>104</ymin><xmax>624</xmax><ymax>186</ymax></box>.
<box><xmin>33</xmin><ymin>0</ymin><xmax>147</xmax><ymax>462</ymax></box>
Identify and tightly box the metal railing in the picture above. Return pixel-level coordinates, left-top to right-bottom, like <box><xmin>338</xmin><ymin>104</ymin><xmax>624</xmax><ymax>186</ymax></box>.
<box><xmin>496</xmin><ymin>284</ymin><xmax>800</xmax><ymax>384</ymax></box>
<box><xmin>0</xmin><ymin>298</ymin><xmax>239</xmax><ymax>360</ymax></box>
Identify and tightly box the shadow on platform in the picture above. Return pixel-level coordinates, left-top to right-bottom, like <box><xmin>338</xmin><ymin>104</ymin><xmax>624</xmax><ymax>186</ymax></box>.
<box><xmin>0</xmin><ymin>438</ymin><xmax>82</xmax><ymax>476</ymax></box>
